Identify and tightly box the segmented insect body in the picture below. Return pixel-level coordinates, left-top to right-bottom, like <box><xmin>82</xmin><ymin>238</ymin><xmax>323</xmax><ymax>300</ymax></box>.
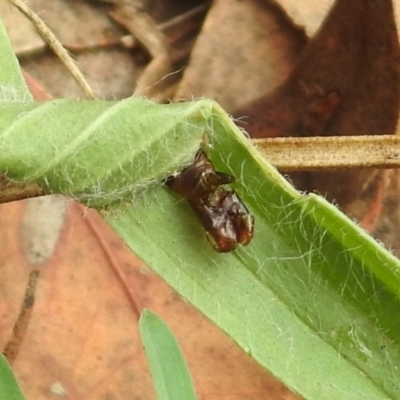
<box><xmin>166</xmin><ymin>151</ymin><xmax>254</xmax><ymax>252</ymax></box>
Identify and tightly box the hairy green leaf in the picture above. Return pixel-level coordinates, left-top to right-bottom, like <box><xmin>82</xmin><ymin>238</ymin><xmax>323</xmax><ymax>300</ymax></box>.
<box><xmin>108</xmin><ymin>110</ymin><xmax>400</xmax><ymax>399</ymax></box>
<box><xmin>0</xmin><ymin>98</ymin><xmax>209</xmax><ymax>206</ymax></box>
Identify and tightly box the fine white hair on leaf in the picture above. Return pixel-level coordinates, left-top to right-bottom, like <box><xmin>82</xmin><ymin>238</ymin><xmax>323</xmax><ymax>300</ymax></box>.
<box><xmin>0</xmin><ymin>97</ymin><xmax>217</xmax><ymax>208</ymax></box>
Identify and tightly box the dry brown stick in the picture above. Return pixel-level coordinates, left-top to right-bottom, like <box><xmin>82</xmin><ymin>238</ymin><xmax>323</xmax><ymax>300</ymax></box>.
<box><xmin>8</xmin><ymin>0</ymin><xmax>97</xmax><ymax>99</ymax></box>
<box><xmin>252</xmin><ymin>135</ymin><xmax>400</xmax><ymax>171</ymax></box>
<box><xmin>0</xmin><ymin>174</ymin><xmax>44</xmax><ymax>204</ymax></box>
<box><xmin>3</xmin><ymin>270</ymin><xmax>40</xmax><ymax>365</ymax></box>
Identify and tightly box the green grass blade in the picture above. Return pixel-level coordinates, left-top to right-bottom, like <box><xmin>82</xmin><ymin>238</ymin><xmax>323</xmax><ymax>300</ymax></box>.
<box><xmin>139</xmin><ymin>310</ymin><xmax>198</xmax><ymax>400</ymax></box>
<box><xmin>0</xmin><ymin>19</ymin><xmax>32</xmax><ymax>102</ymax></box>
<box><xmin>0</xmin><ymin>355</ymin><xmax>26</xmax><ymax>400</ymax></box>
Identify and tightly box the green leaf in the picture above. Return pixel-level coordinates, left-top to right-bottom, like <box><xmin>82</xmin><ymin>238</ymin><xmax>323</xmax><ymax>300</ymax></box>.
<box><xmin>0</xmin><ymin>99</ymin><xmax>209</xmax><ymax>207</ymax></box>
<box><xmin>139</xmin><ymin>310</ymin><xmax>197</xmax><ymax>400</ymax></box>
<box><xmin>0</xmin><ymin>354</ymin><xmax>26</xmax><ymax>400</ymax></box>
<box><xmin>107</xmin><ymin>106</ymin><xmax>400</xmax><ymax>400</ymax></box>
<box><xmin>0</xmin><ymin>19</ymin><xmax>32</xmax><ymax>102</ymax></box>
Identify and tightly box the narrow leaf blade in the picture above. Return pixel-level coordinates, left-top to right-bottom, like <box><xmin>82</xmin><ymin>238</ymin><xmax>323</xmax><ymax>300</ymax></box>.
<box><xmin>0</xmin><ymin>19</ymin><xmax>32</xmax><ymax>102</ymax></box>
<box><xmin>0</xmin><ymin>354</ymin><xmax>26</xmax><ymax>400</ymax></box>
<box><xmin>139</xmin><ymin>309</ymin><xmax>198</xmax><ymax>400</ymax></box>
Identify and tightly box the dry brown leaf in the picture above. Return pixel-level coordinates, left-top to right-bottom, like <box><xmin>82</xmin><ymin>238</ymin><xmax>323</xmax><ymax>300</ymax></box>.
<box><xmin>175</xmin><ymin>0</ymin><xmax>307</xmax><ymax>110</ymax></box>
<box><xmin>1</xmin><ymin>0</ymin><xmax>44</xmax><ymax>55</ymax></box>
<box><xmin>275</xmin><ymin>0</ymin><xmax>400</xmax><ymax>41</ymax></box>
<box><xmin>0</xmin><ymin>198</ymin><xmax>300</xmax><ymax>400</ymax></box>
<box><xmin>234</xmin><ymin>0</ymin><xmax>400</xmax><ymax>216</ymax></box>
<box><xmin>4</xmin><ymin>0</ymin><xmax>208</xmax><ymax>99</ymax></box>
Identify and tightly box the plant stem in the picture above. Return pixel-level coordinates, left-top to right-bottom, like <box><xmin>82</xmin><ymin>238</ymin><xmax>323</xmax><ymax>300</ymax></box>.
<box><xmin>253</xmin><ymin>135</ymin><xmax>400</xmax><ymax>171</ymax></box>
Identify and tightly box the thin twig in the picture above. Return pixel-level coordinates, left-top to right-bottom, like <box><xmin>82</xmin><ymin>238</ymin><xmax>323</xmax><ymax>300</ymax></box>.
<box><xmin>3</xmin><ymin>270</ymin><xmax>40</xmax><ymax>365</ymax></box>
<box><xmin>0</xmin><ymin>174</ymin><xmax>44</xmax><ymax>203</ymax></box>
<box><xmin>252</xmin><ymin>135</ymin><xmax>400</xmax><ymax>171</ymax></box>
<box><xmin>8</xmin><ymin>0</ymin><xmax>97</xmax><ymax>99</ymax></box>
